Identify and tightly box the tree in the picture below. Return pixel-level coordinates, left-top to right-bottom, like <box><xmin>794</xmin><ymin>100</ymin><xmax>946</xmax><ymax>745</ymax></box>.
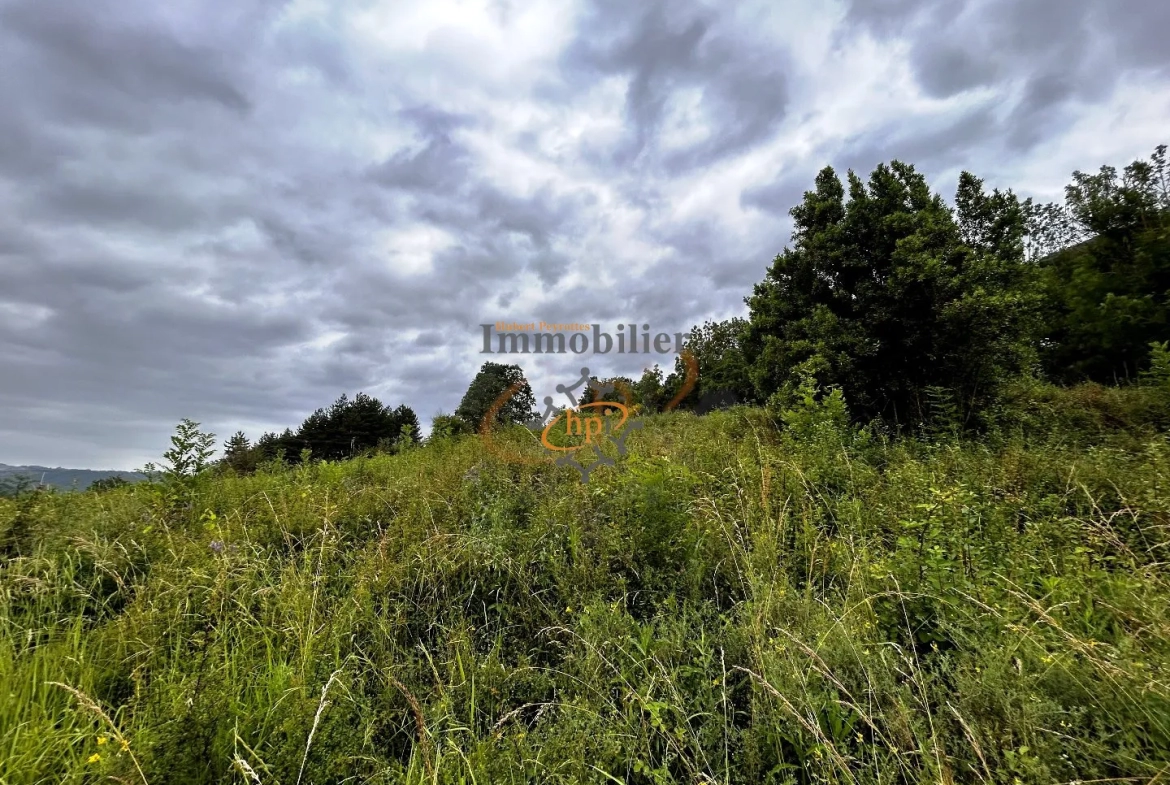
<box><xmin>633</xmin><ymin>366</ymin><xmax>667</xmax><ymax>413</ymax></box>
<box><xmin>578</xmin><ymin>375</ymin><xmax>636</xmax><ymax>412</ymax></box>
<box><xmin>222</xmin><ymin>431</ymin><xmax>258</xmax><ymax>475</ymax></box>
<box><xmin>455</xmin><ymin>362</ymin><xmax>537</xmax><ymax>430</ymax></box>
<box><xmin>1035</xmin><ymin>144</ymin><xmax>1170</xmax><ymax>383</ymax></box>
<box><xmin>256</xmin><ymin>428</ymin><xmax>301</xmax><ymax>465</ymax></box>
<box><xmin>392</xmin><ymin>404</ymin><xmax>421</xmax><ymax>446</ymax></box>
<box><xmin>296</xmin><ymin>393</ymin><xmax>406</xmax><ymax>461</ymax></box>
<box><xmin>663</xmin><ymin>318</ymin><xmax>755</xmax><ymax>410</ymax></box>
<box><xmin>89</xmin><ymin>476</ymin><xmax>130</xmax><ymax>493</ymax></box>
<box><xmin>743</xmin><ymin>161</ymin><xmax>1040</xmax><ymax>426</ymax></box>
<box><xmin>250</xmin><ymin>395</ymin><xmax>420</xmax><ymax>465</ymax></box>
<box><xmin>0</xmin><ymin>474</ymin><xmax>34</xmax><ymax>498</ymax></box>
<box><xmin>143</xmin><ymin>419</ymin><xmax>217</xmax><ymax>482</ymax></box>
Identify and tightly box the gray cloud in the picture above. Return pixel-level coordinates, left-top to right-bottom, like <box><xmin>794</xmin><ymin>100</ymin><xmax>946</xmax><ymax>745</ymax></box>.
<box><xmin>740</xmin><ymin>174</ymin><xmax>816</xmax><ymax>217</ymax></box>
<box><xmin>0</xmin><ymin>0</ymin><xmax>1166</xmax><ymax>467</ymax></box>
<box><xmin>845</xmin><ymin>0</ymin><xmax>1170</xmax><ymax>150</ymax></box>
<box><xmin>0</xmin><ymin>0</ymin><xmax>257</xmax><ymax>128</ymax></box>
<box><xmin>561</xmin><ymin>0</ymin><xmax>790</xmax><ymax>174</ymax></box>
<box><xmin>911</xmin><ymin>41</ymin><xmax>1000</xmax><ymax>98</ymax></box>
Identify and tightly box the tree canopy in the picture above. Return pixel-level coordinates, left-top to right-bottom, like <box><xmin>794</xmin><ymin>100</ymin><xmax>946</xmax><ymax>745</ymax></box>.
<box><xmin>1035</xmin><ymin>145</ymin><xmax>1170</xmax><ymax>383</ymax></box>
<box><xmin>234</xmin><ymin>394</ymin><xmax>421</xmax><ymax>469</ymax></box>
<box><xmin>662</xmin><ymin>318</ymin><xmax>754</xmax><ymax>411</ymax></box>
<box><xmin>741</xmin><ymin>161</ymin><xmax>1041</xmax><ymax>425</ymax></box>
<box><xmin>455</xmin><ymin>362</ymin><xmax>537</xmax><ymax>430</ymax></box>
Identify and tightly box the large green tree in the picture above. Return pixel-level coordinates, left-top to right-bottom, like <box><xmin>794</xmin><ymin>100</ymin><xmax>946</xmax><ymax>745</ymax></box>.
<box><xmin>633</xmin><ymin>366</ymin><xmax>667</xmax><ymax>413</ymax></box>
<box><xmin>578</xmin><ymin>375</ymin><xmax>636</xmax><ymax>408</ymax></box>
<box><xmin>393</xmin><ymin>404</ymin><xmax>421</xmax><ymax>445</ymax></box>
<box><xmin>455</xmin><ymin>362</ymin><xmax>537</xmax><ymax>430</ymax></box>
<box><xmin>252</xmin><ymin>394</ymin><xmax>420</xmax><ymax>464</ymax></box>
<box><xmin>743</xmin><ymin>161</ymin><xmax>1040</xmax><ymax>425</ymax></box>
<box><xmin>295</xmin><ymin>393</ymin><xmax>419</xmax><ymax>461</ymax></box>
<box><xmin>662</xmin><ymin>318</ymin><xmax>755</xmax><ymax>411</ymax></box>
<box><xmin>256</xmin><ymin>428</ymin><xmax>302</xmax><ymax>464</ymax></box>
<box><xmin>221</xmin><ymin>431</ymin><xmax>258</xmax><ymax>475</ymax></box>
<box><xmin>1035</xmin><ymin>144</ymin><xmax>1170</xmax><ymax>383</ymax></box>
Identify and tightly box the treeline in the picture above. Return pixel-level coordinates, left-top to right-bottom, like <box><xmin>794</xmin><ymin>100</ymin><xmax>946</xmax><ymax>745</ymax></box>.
<box><xmin>126</xmin><ymin>144</ymin><xmax>1170</xmax><ymax>483</ymax></box>
<box><xmin>217</xmin><ymin>393</ymin><xmax>421</xmax><ymax>474</ymax></box>
<box><xmin>583</xmin><ymin>144</ymin><xmax>1169</xmax><ymax>427</ymax></box>
<box><xmin>0</xmin><ymin>476</ymin><xmax>34</xmax><ymax>498</ymax></box>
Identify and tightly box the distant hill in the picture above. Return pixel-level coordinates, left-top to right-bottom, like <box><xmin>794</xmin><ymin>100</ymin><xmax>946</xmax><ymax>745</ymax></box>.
<box><xmin>0</xmin><ymin>463</ymin><xmax>146</xmax><ymax>492</ymax></box>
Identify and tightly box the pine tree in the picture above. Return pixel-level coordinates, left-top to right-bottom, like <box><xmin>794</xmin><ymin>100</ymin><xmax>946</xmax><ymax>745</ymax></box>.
<box><xmin>392</xmin><ymin>404</ymin><xmax>421</xmax><ymax>445</ymax></box>
<box><xmin>223</xmin><ymin>431</ymin><xmax>256</xmax><ymax>474</ymax></box>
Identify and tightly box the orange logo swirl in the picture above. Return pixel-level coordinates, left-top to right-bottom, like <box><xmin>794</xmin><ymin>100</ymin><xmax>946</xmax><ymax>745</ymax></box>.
<box><xmin>477</xmin><ymin>351</ymin><xmax>699</xmax><ymax>467</ymax></box>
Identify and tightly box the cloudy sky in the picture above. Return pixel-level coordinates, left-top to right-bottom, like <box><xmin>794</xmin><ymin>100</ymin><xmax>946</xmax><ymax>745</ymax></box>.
<box><xmin>1</xmin><ymin>0</ymin><xmax>1167</xmax><ymax>469</ymax></box>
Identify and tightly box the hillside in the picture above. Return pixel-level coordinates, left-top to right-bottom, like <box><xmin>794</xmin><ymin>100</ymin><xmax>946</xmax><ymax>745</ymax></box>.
<box><xmin>0</xmin><ymin>463</ymin><xmax>146</xmax><ymax>492</ymax></box>
<box><xmin>2</xmin><ymin>385</ymin><xmax>1168</xmax><ymax>784</ymax></box>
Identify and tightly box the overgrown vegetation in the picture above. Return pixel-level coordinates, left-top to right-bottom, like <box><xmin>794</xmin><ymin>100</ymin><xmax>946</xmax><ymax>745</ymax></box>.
<box><xmin>3</xmin><ymin>379</ymin><xmax>1170</xmax><ymax>783</ymax></box>
<box><xmin>3</xmin><ymin>147</ymin><xmax>1168</xmax><ymax>783</ymax></box>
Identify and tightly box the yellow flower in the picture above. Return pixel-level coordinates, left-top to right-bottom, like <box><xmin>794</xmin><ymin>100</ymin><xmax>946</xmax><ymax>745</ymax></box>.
<box><xmin>87</xmin><ymin>753</ymin><xmax>101</xmax><ymax>764</ymax></box>
<box><xmin>97</xmin><ymin>735</ymin><xmax>109</xmax><ymax>745</ymax></box>
<box><xmin>121</xmin><ymin>740</ymin><xmax>131</xmax><ymax>752</ymax></box>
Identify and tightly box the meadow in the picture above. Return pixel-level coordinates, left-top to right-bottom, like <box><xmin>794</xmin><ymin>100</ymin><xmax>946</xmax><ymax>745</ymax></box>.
<box><xmin>2</xmin><ymin>380</ymin><xmax>1169</xmax><ymax>784</ymax></box>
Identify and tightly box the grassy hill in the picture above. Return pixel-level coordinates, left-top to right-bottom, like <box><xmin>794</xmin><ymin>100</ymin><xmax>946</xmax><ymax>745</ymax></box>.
<box><xmin>2</xmin><ymin>387</ymin><xmax>1169</xmax><ymax>783</ymax></box>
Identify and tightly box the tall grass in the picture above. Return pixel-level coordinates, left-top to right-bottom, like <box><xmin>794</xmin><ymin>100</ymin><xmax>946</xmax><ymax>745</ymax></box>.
<box><xmin>2</xmin><ymin>393</ymin><xmax>1169</xmax><ymax>784</ymax></box>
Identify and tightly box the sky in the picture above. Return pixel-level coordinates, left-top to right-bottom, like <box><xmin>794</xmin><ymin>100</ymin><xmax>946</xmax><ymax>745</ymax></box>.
<box><xmin>0</xmin><ymin>0</ymin><xmax>1167</xmax><ymax>470</ymax></box>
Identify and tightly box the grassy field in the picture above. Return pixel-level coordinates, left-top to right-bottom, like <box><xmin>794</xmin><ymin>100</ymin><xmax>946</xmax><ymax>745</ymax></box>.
<box><xmin>2</xmin><ymin>385</ymin><xmax>1169</xmax><ymax>784</ymax></box>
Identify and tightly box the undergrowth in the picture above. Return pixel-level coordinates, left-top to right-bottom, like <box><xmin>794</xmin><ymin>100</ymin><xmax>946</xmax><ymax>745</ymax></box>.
<box><xmin>2</xmin><ymin>385</ymin><xmax>1169</xmax><ymax>784</ymax></box>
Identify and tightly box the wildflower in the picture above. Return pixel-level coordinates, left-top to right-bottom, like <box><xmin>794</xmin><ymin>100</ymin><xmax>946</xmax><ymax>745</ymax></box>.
<box><xmin>121</xmin><ymin>740</ymin><xmax>131</xmax><ymax>752</ymax></box>
<box><xmin>856</xmin><ymin>732</ymin><xmax>864</xmax><ymax>743</ymax></box>
<box><xmin>97</xmin><ymin>735</ymin><xmax>108</xmax><ymax>745</ymax></box>
<box><xmin>87</xmin><ymin>753</ymin><xmax>101</xmax><ymax>764</ymax></box>
<box><xmin>209</xmin><ymin>540</ymin><xmax>224</xmax><ymax>553</ymax></box>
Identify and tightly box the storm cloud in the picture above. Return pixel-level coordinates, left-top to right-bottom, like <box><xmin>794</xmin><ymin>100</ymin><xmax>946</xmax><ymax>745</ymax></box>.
<box><xmin>0</xmin><ymin>0</ymin><xmax>1166</xmax><ymax>468</ymax></box>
